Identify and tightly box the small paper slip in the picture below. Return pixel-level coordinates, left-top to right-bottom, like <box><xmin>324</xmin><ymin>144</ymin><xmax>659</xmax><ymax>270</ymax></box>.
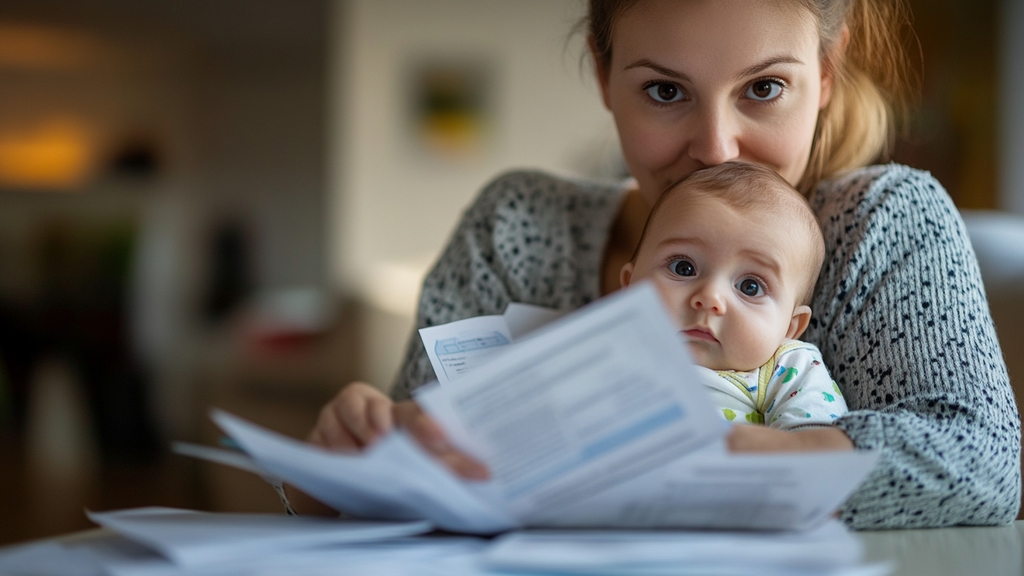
<box><xmin>419</xmin><ymin>303</ymin><xmax>564</xmax><ymax>384</ymax></box>
<box><xmin>482</xmin><ymin>520</ymin><xmax>891</xmax><ymax>576</ymax></box>
<box><xmin>86</xmin><ymin>507</ymin><xmax>433</xmax><ymax>566</ymax></box>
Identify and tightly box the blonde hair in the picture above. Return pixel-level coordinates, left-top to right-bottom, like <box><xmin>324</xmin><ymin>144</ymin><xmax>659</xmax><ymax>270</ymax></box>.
<box><xmin>632</xmin><ymin>162</ymin><xmax>826</xmax><ymax>305</ymax></box>
<box><xmin>583</xmin><ymin>0</ymin><xmax>918</xmax><ymax>193</ymax></box>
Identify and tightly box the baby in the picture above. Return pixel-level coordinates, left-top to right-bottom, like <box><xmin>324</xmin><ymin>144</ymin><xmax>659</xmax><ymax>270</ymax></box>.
<box><xmin>620</xmin><ymin>162</ymin><xmax>848</xmax><ymax>430</ymax></box>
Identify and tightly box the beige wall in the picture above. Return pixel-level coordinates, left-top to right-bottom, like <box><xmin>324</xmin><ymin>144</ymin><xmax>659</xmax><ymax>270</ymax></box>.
<box><xmin>327</xmin><ymin>0</ymin><xmax>618</xmax><ymax>389</ymax></box>
<box><xmin>329</xmin><ymin>0</ymin><xmax>617</xmax><ymax>315</ymax></box>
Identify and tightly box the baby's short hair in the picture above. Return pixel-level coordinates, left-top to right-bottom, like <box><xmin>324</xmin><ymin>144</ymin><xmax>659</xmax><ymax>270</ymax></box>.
<box><xmin>632</xmin><ymin>162</ymin><xmax>826</xmax><ymax>305</ymax></box>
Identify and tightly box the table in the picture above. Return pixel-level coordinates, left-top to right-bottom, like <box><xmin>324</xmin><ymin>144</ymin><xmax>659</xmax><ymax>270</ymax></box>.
<box><xmin>859</xmin><ymin>521</ymin><xmax>1024</xmax><ymax>576</ymax></box>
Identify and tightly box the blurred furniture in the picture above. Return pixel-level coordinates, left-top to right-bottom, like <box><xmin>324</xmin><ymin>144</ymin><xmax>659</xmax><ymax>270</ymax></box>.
<box><xmin>961</xmin><ymin>210</ymin><xmax>1024</xmax><ymax>518</ymax></box>
<box><xmin>0</xmin><ymin>221</ymin><xmax>159</xmax><ymax>462</ymax></box>
<box><xmin>193</xmin><ymin>300</ymin><xmax>365</xmax><ymax>513</ymax></box>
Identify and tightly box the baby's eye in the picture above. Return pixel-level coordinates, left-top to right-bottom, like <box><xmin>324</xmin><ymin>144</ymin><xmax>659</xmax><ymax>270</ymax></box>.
<box><xmin>736</xmin><ymin>278</ymin><xmax>764</xmax><ymax>297</ymax></box>
<box><xmin>744</xmin><ymin>79</ymin><xmax>784</xmax><ymax>102</ymax></box>
<box><xmin>668</xmin><ymin>258</ymin><xmax>696</xmax><ymax>277</ymax></box>
<box><xmin>646</xmin><ymin>82</ymin><xmax>686</xmax><ymax>104</ymax></box>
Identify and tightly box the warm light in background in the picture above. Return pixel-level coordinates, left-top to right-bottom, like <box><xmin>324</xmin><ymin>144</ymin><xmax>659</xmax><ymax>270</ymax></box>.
<box><xmin>0</xmin><ymin>119</ymin><xmax>94</xmax><ymax>189</ymax></box>
<box><xmin>0</xmin><ymin>23</ymin><xmax>110</xmax><ymax>71</ymax></box>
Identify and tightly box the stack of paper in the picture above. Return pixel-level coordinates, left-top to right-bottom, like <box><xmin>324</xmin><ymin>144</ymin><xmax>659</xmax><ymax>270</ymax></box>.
<box><xmin>0</xmin><ymin>283</ymin><xmax>890</xmax><ymax>575</ymax></box>
<box><xmin>0</xmin><ymin>518</ymin><xmax>888</xmax><ymax>576</ymax></box>
<box><xmin>182</xmin><ymin>284</ymin><xmax>879</xmax><ymax>535</ymax></box>
<box><xmin>0</xmin><ymin>510</ymin><xmax>460</xmax><ymax>576</ymax></box>
<box><xmin>85</xmin><ymin>508</ymin><xmax>433</xmax><ymax>566</ymax></box>
<box><xmin>482</xmin><ymin>521</ymin><xmax>889</xmax><ymax>576</ymax></box>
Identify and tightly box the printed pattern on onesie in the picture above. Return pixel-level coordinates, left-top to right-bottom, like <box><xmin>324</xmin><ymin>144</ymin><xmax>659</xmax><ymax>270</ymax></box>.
<box><xmin>696</xmin><ymin>339</ymin><xmax>848</xmax><ymax>430</ymax></box>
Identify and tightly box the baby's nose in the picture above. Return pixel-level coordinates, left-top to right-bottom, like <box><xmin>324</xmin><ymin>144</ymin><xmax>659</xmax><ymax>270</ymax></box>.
<box><xmin>690</xmin><ymin>285</ymin><xmax>726</xmax><ymax>314</ymax></box>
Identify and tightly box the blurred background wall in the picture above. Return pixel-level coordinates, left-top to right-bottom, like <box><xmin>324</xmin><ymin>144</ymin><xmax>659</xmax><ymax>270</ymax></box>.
<box><xmin>0</xmin><ymin>0</ymin><xmax>1020</xmax><ymax>545</ymax></box>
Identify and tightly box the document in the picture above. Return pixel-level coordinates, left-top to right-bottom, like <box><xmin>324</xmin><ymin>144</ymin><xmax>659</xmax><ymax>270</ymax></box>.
<box><xmin>212</xmin><ymin>410</ymin><xmax>518</xmax><ymax>534</ymax></box>
<box><xmin>419</xmin><ymin>302</ymin><xmax>564</xmax><ymax>384</ymax></box>
<box><xmin>482</xmin><ymin>519</ymin><xmax>888</xmax><ymax>576</ymax></box>
<box><xmin>415</xmin><ymin>284</ymin><xmax>727</xmax><ymax>520</ymax></box>
<box><xmin>0</xmin><ymin>541</ymin><xmax>106</xmax><ymax>576</ymax></box>
<box><xmin>194</xmin><ymin>283</ymin><xmax>878</xmax><ymax>533</ymax></box>
<box><xmin>86</xmin><ymin>507</ymin><xmax>433</xmax><ymax>566</ymax></box>
<box><xmin>34</xmin><ymin>531</ymin><xmax>489</xmax><ymax>576</ymax></box>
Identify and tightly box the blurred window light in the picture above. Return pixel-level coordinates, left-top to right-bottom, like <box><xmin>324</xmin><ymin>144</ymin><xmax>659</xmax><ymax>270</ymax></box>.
<box><xmin>0</xmin><ymin>119</ymin><xmax>94</xmax><ymax>190</ymax></box>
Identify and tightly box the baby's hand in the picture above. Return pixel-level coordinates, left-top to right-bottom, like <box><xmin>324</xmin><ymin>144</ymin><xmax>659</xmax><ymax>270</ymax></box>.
<box><xmin>726</xmin><ymin>424</ymin><xmax>854</xmax><ymax>452</ymax></box>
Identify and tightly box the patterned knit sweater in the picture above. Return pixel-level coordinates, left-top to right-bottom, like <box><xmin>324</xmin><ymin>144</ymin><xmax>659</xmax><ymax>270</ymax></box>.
<box><xmin>390</xmin><ymin>164</ymin><xmax>1021</xmax><ymax>529</ymax></box>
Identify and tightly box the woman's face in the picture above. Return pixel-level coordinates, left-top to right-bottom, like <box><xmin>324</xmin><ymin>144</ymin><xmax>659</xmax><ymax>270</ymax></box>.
<box><xmin>597</xmin><ymin>0</ymin><xmax>833</xmax><ymax>205</ymax></box>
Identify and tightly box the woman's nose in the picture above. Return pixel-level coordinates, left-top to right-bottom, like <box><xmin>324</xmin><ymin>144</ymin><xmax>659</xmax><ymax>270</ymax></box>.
<box><xmin>686</xmin><ymin>101</ymin><xmax>740</xmax><ymax>167</ymax></box>
<box><xmin>690</xmin><ymin>283</ymin><xmax>726</xmax><ymax>315</ymax></box>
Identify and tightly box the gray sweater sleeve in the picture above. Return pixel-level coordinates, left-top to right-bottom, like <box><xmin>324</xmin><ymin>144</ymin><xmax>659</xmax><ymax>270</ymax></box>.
<box><xmin>389</xmin><ymin>170</ymin><xmax>622</xmax><ymax>401</ymax></box>
<box><xmin>806</xmin><ymin>164</ymin><xmax>1021</xmax><ymax>528</ymax></box>
<box><xmin>389</xmin><ymin>176</ymin><xmax>517</xmax><ymax>401</ymax></box>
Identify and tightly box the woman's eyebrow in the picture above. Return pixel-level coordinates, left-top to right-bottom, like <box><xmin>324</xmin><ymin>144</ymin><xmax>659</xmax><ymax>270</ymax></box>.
<box><xmin>624</xmin><ymin>55</ymin><xmax>803</xmax><ymax>82</ymax></box>
<box><xmin>736</xmin><ymin>55</ymin><xmax>804</xmax><ymax>79</ymax></box>
<box><xmin>624</xmin><ymin>59</ymin><xmax>692</xmax><ymax>83</ymax></box>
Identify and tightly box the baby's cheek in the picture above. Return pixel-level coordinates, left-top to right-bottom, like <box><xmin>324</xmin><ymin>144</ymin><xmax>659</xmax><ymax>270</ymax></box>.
<box><xmin>650</xmin><ymin>283</ymin><xmax>685</xmax><ymax>328</ymax></box>
<box><xmin>729</xmin><ymin>323</ymin><xmax>781</xmax><ymax>370</ymax></box>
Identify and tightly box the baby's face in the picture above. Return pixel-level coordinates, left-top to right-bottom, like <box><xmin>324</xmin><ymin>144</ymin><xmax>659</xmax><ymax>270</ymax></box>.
<box><xmin>621</xmin><ymin>193</ymin><xmax>812</xmax><ymax>371</ymax></box>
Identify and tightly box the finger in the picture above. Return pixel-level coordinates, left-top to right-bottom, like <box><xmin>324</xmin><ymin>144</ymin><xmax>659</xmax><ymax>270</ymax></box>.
<box><xmin>366</xmin><ymin>397</ymin><xmax>394</xmax><ymax>438</ymax></box>
<box><xmin>405</xmin><ymin>410</ymin><xmax>449</xmax><ymax>453</ymax></box>
<box><xmin>313</xmin><ymin>403</ymin><xmax>361</xmax><ymax>451</ymax></box>
<box><xmin>317</xmin><ymin>403</ymin><xmax>362</xmax><ymax>448</ymax></box>
<box><xmin>337</xmin><ymin>390</ymin><xmax>376</xmax><ymax>446</ymax></box>
<box><xmin>401</xmin><ymin>410</ymin><xmax>490</xmax><ymax>480</ymax></box>
<box><xmin>437</xmin><ymin>449</ymin><xmax>490</xmax><ymax>480</ymax></box>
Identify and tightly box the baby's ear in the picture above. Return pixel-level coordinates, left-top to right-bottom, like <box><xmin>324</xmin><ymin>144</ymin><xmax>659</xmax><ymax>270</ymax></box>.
<box><xmin>787</xmin><ymin>305</ymin><xmax>812</xmax><ymax>340</ymax></box>
<box><xmin>619</xmin><ymin>262</ymin><xmax>635</xmax><ymax>288</ymax></box>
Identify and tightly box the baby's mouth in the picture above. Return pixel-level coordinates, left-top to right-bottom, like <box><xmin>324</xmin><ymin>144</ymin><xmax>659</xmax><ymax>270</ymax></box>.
<box><xmin>682</xmin><ymin>328</ymin><xmax>718</xmax><ymax>343</ymax></box>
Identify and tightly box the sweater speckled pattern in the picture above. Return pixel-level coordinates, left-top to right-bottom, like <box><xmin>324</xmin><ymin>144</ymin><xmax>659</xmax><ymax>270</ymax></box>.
<box><xmin>390</xmin><ymin>164</ymin><xmax>1021</xmax><ymax>529</ymax></box>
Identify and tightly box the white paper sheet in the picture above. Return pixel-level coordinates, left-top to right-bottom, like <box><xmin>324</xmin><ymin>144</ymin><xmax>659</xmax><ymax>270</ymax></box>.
<box><xmin>419</xmin><ymin>302</ymin><xmax>564</xmax><ymax>384</ymax></box>
<box><xmin>482</xmin><ymin>520</ymin><xmax>890</xmax><ymax>576</ymax></box>
<box><xmin>417</xmin><ymin>284</ymin><xmax>727</xmax><ymax>520</ymax></box>
<box><xmin>170</xmin><ymin>442</ymin><xmax>271</xmax><ymax>479</ymax></box>
<box><xmin>524</xmin><ymin>449</ymin><xmax>880</xmax><ymax>531</ymax></box>
<box><xmin>86</xmin><ymin>507</ymin><xmax>433</xmax><ymax>566</ymax></box>
<box><xmin>57</xmin><ymin>532</ymin><xmax>490</xmax><ymax>576</ymax></box>
<box><xmin>0</xmin><ymin>541</ymin><xmax>106</xmax><ymax>576</ymax></box>
<box><xmin>211</xmin><ymin>410</ymin><xmax>518</xmax><ymax>534</ymax></box>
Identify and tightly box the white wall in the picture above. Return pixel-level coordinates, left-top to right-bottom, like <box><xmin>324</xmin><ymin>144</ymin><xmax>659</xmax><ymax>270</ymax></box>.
<box><xmin>328</xmin><ymin>0</ymin><xmax>618</xmax><ymax>318</ymax></box>
<box><xmin>999</xmin><ymin>0</ymin><xmax>1024</xmax><ymax>213</ymax></box>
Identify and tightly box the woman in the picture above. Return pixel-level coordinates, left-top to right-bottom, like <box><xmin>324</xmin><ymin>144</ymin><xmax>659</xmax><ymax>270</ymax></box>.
<box><xmin>307</xmin><ymin>0</ymin><xmax>1020</xmax><ymax>529</ymax></box>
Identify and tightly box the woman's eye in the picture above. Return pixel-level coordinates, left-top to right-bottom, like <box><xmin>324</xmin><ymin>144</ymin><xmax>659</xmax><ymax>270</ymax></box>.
<box><xmin>646</xmin><ymin>82</ymin><xmax>685</xmax><ymax>104</ymax></box>
<box><xmin>736</xmin><ymin>278</ymin><xmax>763</xmax><ymax>297</ymax></box>
<box><xmin>669</xmin><ymin>259</ymin><xmax>696</xmax><ymax>277</ymax></box>
<box><xmin>745</xmin><ymin>79</ymin><xmax>784</xmax><ymax>102</ymax></box>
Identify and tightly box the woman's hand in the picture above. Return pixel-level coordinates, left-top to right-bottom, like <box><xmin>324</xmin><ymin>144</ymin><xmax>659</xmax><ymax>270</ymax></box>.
<box><xmin>307</xmin><ymin>382</ymin><xmax>490</xmax><ymax>479</ymax></box>
<box><xmin>392</xmin><ymin>401</ymin><xmax>490</xmax><ymax>480</ymax></box>
<box><xmin>726</xmin><ymin>424</ymin><xmax>854</xmax><ymax>453</ymax></box>
<box><xmin>308</xmin><ymin>382</ymin><xmax>394</xmax><ymax>450</ymax></box>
